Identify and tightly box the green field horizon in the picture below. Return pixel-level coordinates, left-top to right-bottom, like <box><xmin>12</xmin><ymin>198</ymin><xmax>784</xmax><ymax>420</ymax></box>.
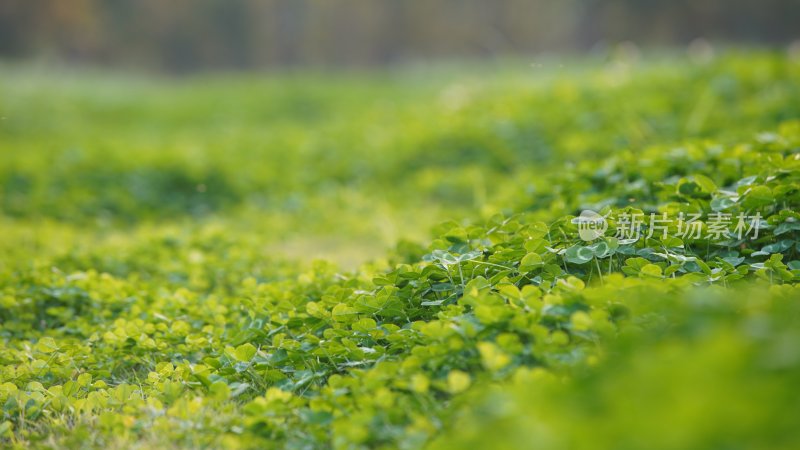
<box><xmin>2</xmin><ymin>49</ymin><xmax>800</xmax><ymax>449</ymax></box>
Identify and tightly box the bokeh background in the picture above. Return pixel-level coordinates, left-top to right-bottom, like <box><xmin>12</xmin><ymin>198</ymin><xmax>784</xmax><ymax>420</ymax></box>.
<box><xmin>2</xmin><ymin>0</ymin><xmax>799</xmax><ymax>267</ymax></box>
<box><xmin>2</xmin><ymin>0</ymin><xmax>798</xmax><ymax>71</ymax></box>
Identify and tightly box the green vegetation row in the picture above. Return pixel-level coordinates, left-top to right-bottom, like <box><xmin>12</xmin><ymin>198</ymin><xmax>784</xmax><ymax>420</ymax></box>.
<box><xmin>1</xmin><ymin>51</ymin><xmax>799</xmax><ymax>448</ymax></box>
<box><xmin>3</xmin><ymin>53</ymin><xmax>798</xmax><ymax>224</ymax></box>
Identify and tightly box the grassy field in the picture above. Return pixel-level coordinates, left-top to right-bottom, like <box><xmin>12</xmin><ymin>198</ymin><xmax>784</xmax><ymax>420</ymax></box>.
<box><xmin>1</xmin><ymin>51</ymin><xmax>800</xmax><ymax>448</ymax></box>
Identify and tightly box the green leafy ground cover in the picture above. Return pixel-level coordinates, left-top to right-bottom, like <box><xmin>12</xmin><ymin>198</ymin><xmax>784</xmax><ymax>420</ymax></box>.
<box><xmin>1</xmin><ymin>51</ymin><xmax>800</xmax><ymax>448</ymax></box>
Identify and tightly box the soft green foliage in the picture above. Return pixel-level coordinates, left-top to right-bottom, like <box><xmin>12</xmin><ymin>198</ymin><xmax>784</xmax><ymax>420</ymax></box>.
<box><xmin>1</xmin><ymin>52</ymin><xmax>800</xmax><ymax>449</ymax></box>
<box><xmin>432</xmin><ymin>284</ymin><xmax>800</xmax><ymax>450</ymax></box>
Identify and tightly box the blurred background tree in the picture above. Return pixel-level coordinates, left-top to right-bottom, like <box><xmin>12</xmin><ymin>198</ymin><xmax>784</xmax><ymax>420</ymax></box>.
<box><xmin>1</xmin><ymin>0</ymin><xmax>797</xmax><ymax>72</ymax></box>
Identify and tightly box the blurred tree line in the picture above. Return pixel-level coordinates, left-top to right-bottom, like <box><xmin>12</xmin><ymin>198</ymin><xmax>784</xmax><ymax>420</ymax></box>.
<box><xmin>1</xmin><ymin>0</ymin><xmax>797</xmax><ymax>71</ymax></box>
